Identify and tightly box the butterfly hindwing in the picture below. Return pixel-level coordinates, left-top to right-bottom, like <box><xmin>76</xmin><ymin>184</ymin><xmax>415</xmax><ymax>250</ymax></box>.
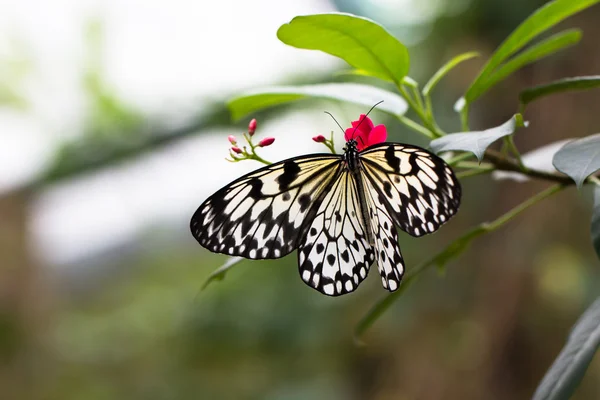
<box><xmin>362</xmin><ymin>174</ymin><xmax>404</xmax><ymax>292</ymax></box>
<box><xmin>360</xmin><ymin>143</ymin><xmax>461</xmax><ymax>237</ymax></box>
<box><xmin>190</xmin><ymin>154</ymin><xmax>341</xmax><ymax>259</ymax></box>
<box><xmin>297</xmin><ymin>171</ymin><xmax>375</xmax><ymax>296</ymax></box>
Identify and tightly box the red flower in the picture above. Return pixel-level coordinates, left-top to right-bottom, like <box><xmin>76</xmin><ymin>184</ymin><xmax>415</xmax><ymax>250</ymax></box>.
<box><xmin>344</xmin><ymin>114</ymin><xmax>387</xmax><ymax>151</ymax></box>
<box><xmin>231</xmin><ymin>146</ymin><xmax>243</xmax><ymax>154</ymax></box>
<box><xmin>258</xmin><ymin>137</ymin><xmax>275</xmax><ymax>147</ymax></box>
<box><xmin>312</xmin><ymin>134</ymin><xmax>326</xmax><ymax>143</ymax></box>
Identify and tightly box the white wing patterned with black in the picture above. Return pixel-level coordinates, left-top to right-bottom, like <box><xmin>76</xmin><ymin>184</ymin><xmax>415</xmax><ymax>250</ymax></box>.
<box><xmin>360</xmin><ymin>143</ymin><xmax>461</xmax><ymax>237</ymax></box>
<box><xmin>362</xmin><ymin>174</ymin><xmax>404</xmax><ymax>292</ymax></box>
<box><xmin>190</xmin><ymin>155</ymin><xmax>341</xmax><ymax>259</ymax></box>
<box><xmin>297</xmin><ymin>171</ymin><xmax>375</xmax><ymax>296</ymax></box>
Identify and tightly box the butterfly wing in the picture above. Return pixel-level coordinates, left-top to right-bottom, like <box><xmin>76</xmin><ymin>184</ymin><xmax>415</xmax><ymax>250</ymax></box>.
<box><xmin>361</xmin><ymin>173</ymin><xmax>404</xmax><ymax>291</ymax></box>
<box><xmin>297</xmin><ymin>171</ymin><xmax>375</xmax><ymax>296</ymax></box>
<box><xmin>190</xmin><ymin>154</ymin><xmax>342</xmax><ymax>259</ymax></box>
<box><xmin>360</xmin><ymin>143</ymin><xmax>461</xmax><ymax>237</ymax></box>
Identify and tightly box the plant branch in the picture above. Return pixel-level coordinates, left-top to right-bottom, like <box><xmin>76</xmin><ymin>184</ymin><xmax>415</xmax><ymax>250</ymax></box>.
<box><xmin>483</xmin><ymin>149</ymin><xmax>573</xmax><ymax>184</ymax></box>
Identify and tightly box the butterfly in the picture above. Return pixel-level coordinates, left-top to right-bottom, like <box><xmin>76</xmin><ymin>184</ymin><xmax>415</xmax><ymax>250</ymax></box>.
<box><xmin>190</xmin><ymin>118</ymin><xmax>461</xmax><ymax>296</ymax></box>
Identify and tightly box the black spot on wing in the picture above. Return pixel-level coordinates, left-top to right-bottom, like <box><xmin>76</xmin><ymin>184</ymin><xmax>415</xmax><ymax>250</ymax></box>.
<box><xmin>341</xmin><ymin>250</ymin><xmax>349</xmax><ymax>263</ymax></box>
<box><xmin>298</xmin><ymin>194</ymin><xmax>311</xmax><ymax>212</ymax></box>
<box><xmin>248</xmin><ymin>177</ymin><xmax>263</xmax><ymax>200</ymax></box>
<box><xmin>384</xmin><ymin>145</ymin><xmax>400</xmax><ymax>173</ymax></box>
<box><xmin>277</xmin><ymin>160</ymin><xmax>301</xmax><ymax>190</ymax></box>
<box><xmin>383</xmin><ymin>181</ymin><xmax>393</xmax><ymax>198</ymax></box>
<box><xmin>316</xmin><ymin>243</ymin><xmax>325</xmax><ymax>254</ymax></box>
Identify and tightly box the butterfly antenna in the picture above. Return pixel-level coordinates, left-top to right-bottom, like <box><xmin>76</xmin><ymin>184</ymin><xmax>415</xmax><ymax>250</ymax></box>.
<box><xmin>350</xmin><ymin>100</ymin><xmax>384</xmax><ymax>139</ymax></box>
<box><xmin>324</xmin><ymin>111</ymin><xmax>345</xmax><ymax>135</ymax></box>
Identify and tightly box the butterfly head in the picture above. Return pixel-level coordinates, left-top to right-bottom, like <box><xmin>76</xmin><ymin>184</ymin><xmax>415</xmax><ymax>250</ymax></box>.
<box><xmin>344</xmin><ymin>138</ymin><xmax>359</xmax><ymax>152</ymax></box>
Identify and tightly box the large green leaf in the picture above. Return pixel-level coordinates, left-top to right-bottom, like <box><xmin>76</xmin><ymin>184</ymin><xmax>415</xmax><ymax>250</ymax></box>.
<box><xmin>277</xmin><ymin>13</ymin><xmax>409</xmax><ymax>85</ymax></box>
<box><xmin>532</xmin><ymin>297</ymin><xmax>600</xmax><ymax>400</ymax></box>
<box><xmin>430</xmin><ymin>114</ymin><xmax>526</xmax><ymax>161</ymax></box>
<box><xmin>228</xmin><ymin>83</ymin><xmax>408</xmax><ymax>120</ymax></box>
<box><xmin>520</xmin><ymin>76</ymin><xmax>600</xmax><ymax>107</ymax></box>
<box><xmin>553</xmin><ymin>133</ymin><xmax>600</xmax><ymax>188</ymax></box>
<box><xmin>478</xmin><ymin>29</ymin><xmax>582</xmax><ymax>101</ymax></box>
<box><xmin>463</xmin><ymin>0</ymin><xmax>599</xmax><ymax>106</ymax></box>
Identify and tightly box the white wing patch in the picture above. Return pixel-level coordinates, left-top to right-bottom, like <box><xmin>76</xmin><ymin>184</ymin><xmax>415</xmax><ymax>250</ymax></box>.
<box><xmin>360</xmin><ymin>143</ymin><xmax>461</xmax><ymax>237</ymax></box>
<box><xmin>297</xmin><ymin>172</ymin><xmax>375</xmax><ymax>296</ymax></box>
<box><xmin>362</xmin><ymin>174</ymin><xmax>404</xmax><ymax>292</ymax></box>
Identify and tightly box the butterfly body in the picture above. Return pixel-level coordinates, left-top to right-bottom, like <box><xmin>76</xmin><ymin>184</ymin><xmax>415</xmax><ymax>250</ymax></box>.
<box><xmin>191</xmin><ymin>141</ymin><xmax>461</xmax><ymax>296</ymax></box>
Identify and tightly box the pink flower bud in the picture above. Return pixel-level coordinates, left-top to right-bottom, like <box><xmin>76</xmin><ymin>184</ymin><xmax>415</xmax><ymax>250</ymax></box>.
<box><xmin>231</xmin><ymin>146</ymin><xmax>243</xmax><ymax>154</ymax></box>
<box><xmin>312</xmin><ymin>135</ymin><xmax>326</xmax><ymax>143</ymax></box>
<box><xmin>248</xmin><ymin>119</ymin><xmax>257</xmax><ymax>136</ymax></box>
<box><xmin>258</xmin><ymin>137</ymin><xmax>275</xmax><ymax>147</ymax></box>
<box><xmin>228</xmin><ymin>135</ymin><xmax>237</xmax><ymax>145</ymax></box>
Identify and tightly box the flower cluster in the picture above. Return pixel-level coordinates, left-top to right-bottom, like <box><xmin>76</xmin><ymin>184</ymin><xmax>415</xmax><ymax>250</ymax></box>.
<box><xmin>226</xmin><ymin>119</ymin><xmax>274</xmax><ymax>165</ymax></box>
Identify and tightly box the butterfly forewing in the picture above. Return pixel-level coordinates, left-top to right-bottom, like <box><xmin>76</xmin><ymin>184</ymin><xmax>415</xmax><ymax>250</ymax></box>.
<box><xmin>297</xmin><ymin>171</ymin><xmax>375</xmax><ymax>296</ymax></box>
<box><xmin>360</xmin><ymin>143</ymin><xmax>461</xmax><ymax>237</ymax></box>
<box><xmin>190</xmin><ymin>154</ymin><xmax>341</xmax><ymax>259</ymax></box>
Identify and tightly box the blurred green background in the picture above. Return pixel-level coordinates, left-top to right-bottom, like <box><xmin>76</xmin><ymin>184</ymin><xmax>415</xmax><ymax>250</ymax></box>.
<box><xmin>1</xmin><ymin>0</ymin><xmax>600</xmax><ymax>399</ymax></box>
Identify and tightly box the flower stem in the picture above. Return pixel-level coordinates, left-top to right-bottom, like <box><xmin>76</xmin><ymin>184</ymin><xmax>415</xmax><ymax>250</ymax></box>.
<box><xmin>456</xmin><ymin>161</ymin><xmax>494</xmax><ymax>170</ymax></box>
<box><xmin>397</xmin><ymin>84</ymin><xmax>444</xmax><ymax>138</ymax></box>
<box><xmin>504</xmin><ymin>135</ymin><xmax>527</xmax><ymax>172</ymax></box>
<box><xmin>396</xmin><ymin>115</ymin><xmax>435</xmax><ymax>139</ymax></box>
<box><xmin>459</xmin><ymin>103</ymin><xmax>470</xmax><ymax>131</ymax></box>
<box><xmin>249</xmin><ymin>153</ymin><xmax>271</xmax><ymax>165</ymax></box>
<box><xmin>456</xmin><ymin>167</ymin><xmax>494</xmax><ymax>179</ymax></box>
<box><xmin>447</xmin><ymin>152</ymin><xmax>475</xmax><ymax>166</ymax></box>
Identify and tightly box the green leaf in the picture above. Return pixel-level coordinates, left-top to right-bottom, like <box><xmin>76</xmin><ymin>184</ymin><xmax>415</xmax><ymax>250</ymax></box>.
<box><xmin>422</xmin><ymin>52</ymin><xmax>479</xmax><ymax>96</ymax></box>
<box><xmin>228</xmin><ymin>83</ymin><xmax>408</xmax><ymax>121</ymax></box>
<box><xmin>430</xmin><ymin>114</ymin><xmax>527</xmax><ymax>161</ymax></box>
<box><xmin>553</xmin><ymin>133</ymin><xmax>600</xmax><ymax>189</ymax></box>
<box><xmin>277</xmin><ymin>13</ymin><xmax>409</xmax><ymax>85</ymax></box>
<box><xmin>532</xmin><ymin>297</ymin><xmax>600</xmax><ymax>400</ymax></box>
<box><xmin>464</xmin><ymin>0</ymin><xmax>599</xmax><ymax>105</ymax></box>
<box><xmin>520</xmin><ymin>76</ymin><xmax>600</xmax><ymax>107</ymax></box>
<box><xmin>201</xmin><ymin>256</ymin><xmax>244</xmax><ymax>290</ymax></box>
<box><xmin>592</xmin><ymin>186</ymin><xmax>600</xmax><ymax>260</ymax></box>
<box><xmin>482</xmin><ymin>29</ymin><xmax>582</xmax><ymax>101</ymax></box>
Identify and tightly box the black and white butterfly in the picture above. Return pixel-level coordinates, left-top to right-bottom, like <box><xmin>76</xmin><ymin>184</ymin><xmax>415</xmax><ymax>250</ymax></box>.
<box><xmin>190</xmin><ymin>139</ymin><xmax>461</xmax><ymax>296</ymax></box>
